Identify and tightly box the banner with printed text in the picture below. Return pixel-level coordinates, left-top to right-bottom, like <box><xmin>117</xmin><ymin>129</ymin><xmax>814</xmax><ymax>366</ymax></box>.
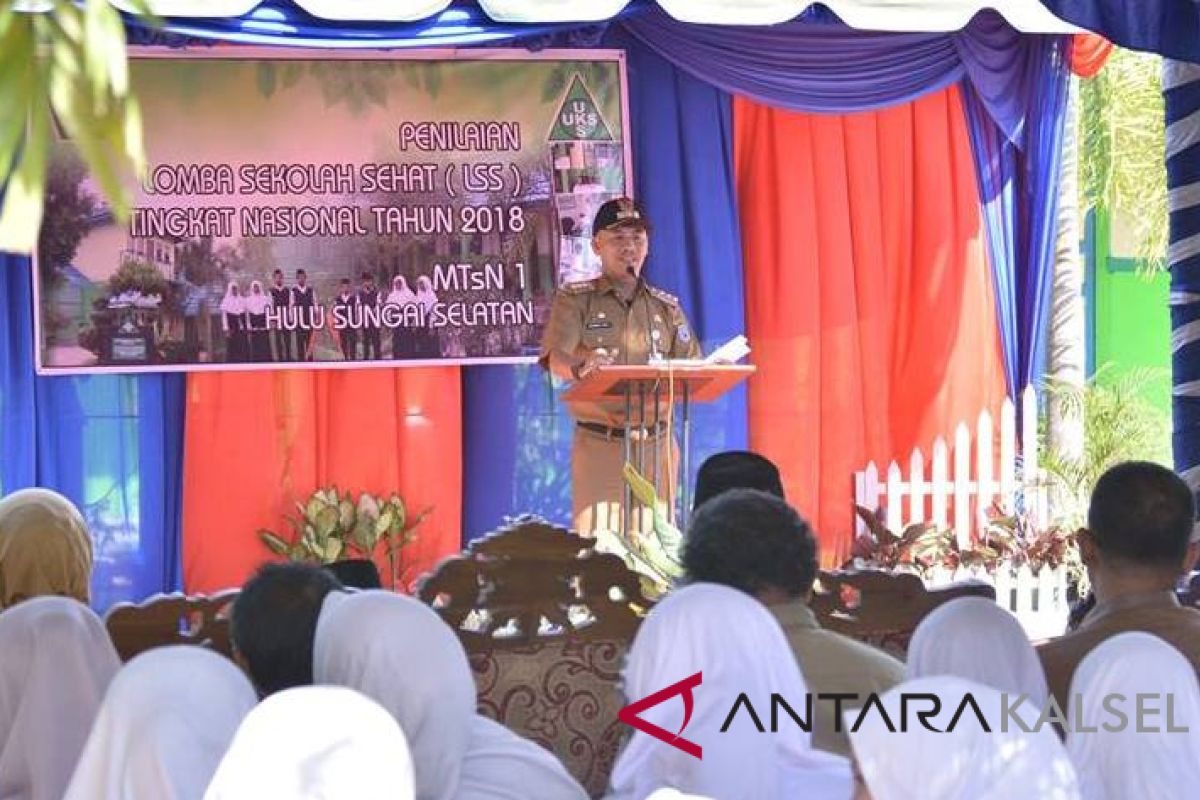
<box><xmin>34</xmin><ymin>50</ymin><xmax>630</xmax><ymax>373</ymax></box>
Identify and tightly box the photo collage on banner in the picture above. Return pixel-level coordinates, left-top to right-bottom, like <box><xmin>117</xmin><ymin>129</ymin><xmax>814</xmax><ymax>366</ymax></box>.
<box><xmin>34</xmin><ymin>50</ymin><xmax>630</xmax><ymax>373</ymax></box>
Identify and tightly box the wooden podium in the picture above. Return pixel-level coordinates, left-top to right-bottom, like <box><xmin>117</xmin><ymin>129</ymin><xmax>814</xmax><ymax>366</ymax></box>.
<box><xmin>562</xmin><ymin>362</ymin><xmax>755</xmax><ymax>530</ymax></box>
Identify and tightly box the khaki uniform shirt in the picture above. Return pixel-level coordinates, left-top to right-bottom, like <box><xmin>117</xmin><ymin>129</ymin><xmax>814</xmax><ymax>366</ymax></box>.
<box><xmin>769</xmin><ymin>601</ymin><xmax>906</xmax><ymax>757</ymax></box>
<box><xmin>539</xmin><ymin>276</ymin><xmax>702</xmax><ymax>426</ymax></box>
<box><xmin>1037</xmin><ymin>591</ymin><xmax>1200</xmax><ymax>713</ymax></box>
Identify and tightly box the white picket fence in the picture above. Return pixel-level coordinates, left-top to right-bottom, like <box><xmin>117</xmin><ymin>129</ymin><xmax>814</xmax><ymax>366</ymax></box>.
<box><xmin>926</xmin><ymin>564</ymin><xmax>1071</xmax><ymax>641</ymax></box>
<box><xmin>854</xmin><ymin>387</ymin><xmax>1049</xmax><ymax>545</ymax></box>
<box><xmin>853</xmin><ymin>387</ymin><xmax>1069</xmax><ymax>639</ymax></box>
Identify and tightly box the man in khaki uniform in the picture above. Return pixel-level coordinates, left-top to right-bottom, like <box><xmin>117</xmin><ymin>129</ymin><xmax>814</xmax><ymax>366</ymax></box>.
<box><xmin>540</xmin><ymin>197</ymin><xmax>702</xmax><ymax>535</ymax></box>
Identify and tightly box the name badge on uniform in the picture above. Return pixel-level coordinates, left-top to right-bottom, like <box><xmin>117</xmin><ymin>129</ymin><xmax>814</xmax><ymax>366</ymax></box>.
<box><xmin>586</xmin><ymin>319</ymin><xmax>613</xmax><ymax>330</ymax></box>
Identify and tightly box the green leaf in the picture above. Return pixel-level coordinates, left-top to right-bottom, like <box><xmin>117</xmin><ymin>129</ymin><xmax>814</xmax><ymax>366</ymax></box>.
<box><xmin>0</xmin><ymin>75</ymin><xmax>49</xmax><ymax>252</ymax></box>
<box><xmin>352</xmin><ymin>517</ymin><xmax>377</xmax><ymax>553</ymax></box>
<box><xmin>388</xmin><ymin>497</ymin><xmax>406</xmax><ymax>531</ymax></box>
<box><xmin>305</xmin><ymin>497</ymin><xmax>325</xmax><ymax>522</ymax></box>
<box><xmin>338</xmin><ymin>499</ymin><xmax>355</xmax><ymax>531</ymax></box>
<box><xmin>259</xmin><ymin>530</ymin><xmax>291</xmax><ymax>555</ymax></box>
<box><xmin>357</xmin><ymin>493</ymin><xmax>380</xmax><ymax>520</ymax></box>
<box><xmin>315</xmin><ymin>505</ymin><xmax>339</xmax><ymax>537</ymax></box>
<box><xmin>323</xmin><ymin>537</ymin><xmax>344</xmax><ymax>563</ymax></box>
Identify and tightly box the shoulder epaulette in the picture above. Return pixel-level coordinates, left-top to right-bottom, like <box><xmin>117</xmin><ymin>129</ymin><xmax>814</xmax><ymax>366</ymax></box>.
<box><xmin>646</xmin><ymin>284</ymin><xmax>681</xmax><ymax>306</ymax></box>
<box><xmin>559</xmin><ymin>279</ymin><xmax>600</xmax><ymax>295</ymax></box>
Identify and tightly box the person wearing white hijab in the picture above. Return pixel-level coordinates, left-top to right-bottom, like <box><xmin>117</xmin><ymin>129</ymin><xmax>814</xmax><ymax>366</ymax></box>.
<box><xmin>242</xmin><ymin>280</ymin><xmax>273</xmax><ymax>362</ymax></box>
<box><xmin>413</xmin><ymin>275</ymin><xmax>440</xmax><ymax>357</ymax></box>
<box><xmin>204</xmin><ymin>685</ymin><xmax>413</xmax><ymax>800</ymax></box>
<box><xmin>386</xmin><ymin>275</ymin><xmax>417</xmax><ymax>359</ymax></box>
<box><xmin>847</xmin><ymin>675</ymin><xmax>1080</xmax><ymax>800</ymax></box>
<box><xmin>313</xmin><ymin>590</ymin><xmax>587</xmax><ymax>800</ymax></box>
<box><xmin>0</xmin><ymin>596</ymin><xmax>120</xmax><ymax>800</ymax></box>
<box><xmin>1066</xmin><ymin>632</ymin><xmax>1200</xmax><ymax>800</ymax></box>
<box><xmin>219</xmin><ymin>282</ymin><xmax>247</xmax><ymax>362</ymax></box>
<box><xmin>906</xmin><ymin>596</ymin><xmax>1050</xmax><ymax>711</ymax></box>
<box><xmin>606</xmin><ymin>583</ymin><xmax>850</xmax><ymax>800</ymax></box>
<box><xmin>62</xmin><ymin>646</ymin><xmax>257</xmax><ymax>800</ymax></box>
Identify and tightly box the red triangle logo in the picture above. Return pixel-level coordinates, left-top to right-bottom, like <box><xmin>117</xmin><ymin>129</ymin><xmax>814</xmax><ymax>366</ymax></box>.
<box><xmin>618</xmin><ymin>671</ymin><xmax>704</xmax><ymax>759</ymax></box>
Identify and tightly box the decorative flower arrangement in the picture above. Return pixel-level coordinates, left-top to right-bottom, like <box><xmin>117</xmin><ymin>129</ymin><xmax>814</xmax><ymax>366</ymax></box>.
<box><xmin>848</xmin><ymin>503</ymin><xmax>1084</xmax><ymax>587</ymax></box>
<box><xmin>259</xmin><ymin>486</ymin><xmax>428</xmax><ymax>589</ymax></box>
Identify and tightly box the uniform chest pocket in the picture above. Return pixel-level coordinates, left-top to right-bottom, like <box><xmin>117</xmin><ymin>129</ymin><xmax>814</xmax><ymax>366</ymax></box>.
<box><xmin>582</xmin><ymin>317</ymin><xmax>614</xmax><ymax>350</ymax></box>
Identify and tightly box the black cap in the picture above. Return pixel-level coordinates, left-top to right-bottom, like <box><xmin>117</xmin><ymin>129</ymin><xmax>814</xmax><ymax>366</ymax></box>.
<box><xmin>324</xmin><ymin>559</ymin><xmax>382</xmax><ymax>590</ymax></box>
<box><xmin>693</xmin><ymin>451</ymin><xmax>785</xmax><ymax>511</ymax></box>
<box><xmin>592</xmin><ymin>196</ymin><xmax>650</xmax><ymax>234</ymax></box>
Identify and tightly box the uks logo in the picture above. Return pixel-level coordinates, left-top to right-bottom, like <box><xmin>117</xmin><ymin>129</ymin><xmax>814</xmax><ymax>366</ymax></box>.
<box><xmin>618</xmin><ymin>672</ymin><xmax>704</xmax><ymax>759</ymax></box>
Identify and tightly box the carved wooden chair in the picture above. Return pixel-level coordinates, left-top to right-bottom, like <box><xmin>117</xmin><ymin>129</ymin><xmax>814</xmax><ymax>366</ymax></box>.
<box><xmin>811</xmin><ymin>569</ymin><xmax>997</xmax><ymax>659</ymax></box>
<box><xmin>104</xmin><ymin>590</ymin><xmax>239</xmax><ymax>663</ymax></box>
<box><xmin>417</xmin><ymin>516</ymin><xmax>652</xmax><ymax>798</ymax></box>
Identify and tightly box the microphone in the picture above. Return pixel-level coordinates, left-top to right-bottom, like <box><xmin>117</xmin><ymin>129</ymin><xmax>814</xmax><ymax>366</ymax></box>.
<box><xmin>627</xmin><ymin>266</ymin><xmax>662</xmax><ymax>362</ymax></box>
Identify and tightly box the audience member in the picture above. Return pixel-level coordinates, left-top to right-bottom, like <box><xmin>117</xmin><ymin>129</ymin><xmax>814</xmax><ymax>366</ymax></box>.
<box><xmin>682</xmin><ymin>489</ymin><xmax>903</xmax><ymax>756</ymax></box>
<box><xmin>64</xmin><ymin>646</ymin><xmax>257</xmax><ymax>800</ymax></box>
<box><xmin>1066</xmin><ymin>632</ymin><xmax>1200</xmax><ymax>800</ymax></box>
<box><xmin>0</xmin><ymin>487</ymin><xmax>93</xmax><ymax>609</ymax></box>
<box><xmin>1038</xmin><ymin>462</ymin><xmax>1200</xmax><ymax>709</ymax></box>
<box><xmin>325</xmin><ymin>558</ymin><xmax>383</xmax><ymax>589</ymax></box>
<box><xmin>607</xmin><ymin>583</ymin><xmax>850</xmax><ymax>800</ymax></box>
<box><xmin>692</xmin><ymin>450</ymin><xmax>784</xmax><ymax>510</ymax></box>
<box><xmin>0</xmin><ymin>597</ymin><xmax>120</xmax><ymax>800</ymax></box>
<box><xmin>204</xmin><ymin>685</ymin><xmax>413</xmax><ymax>800</ymax></box>
<box><xmin>313</xmin><ymin>590</ymin><xmax>587</xmax><ymax>800</ymax></box>
<box><xmin>847</xmin><ymin>676</ymin><xmax>1081</xmax><ymax>800</ymax></box>
<box><xmin>906</xmin><ymin>596</ymin><xmax>1049</xmax><ymax>710</ymax></box>
<box><xmin>229</xmin><ymin>562</ymin><xmax>342</xmax><ymax>697</ymax></box>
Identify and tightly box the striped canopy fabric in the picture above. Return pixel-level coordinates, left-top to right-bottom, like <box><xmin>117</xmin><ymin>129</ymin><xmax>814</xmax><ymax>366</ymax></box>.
<box><xmin>21</xmin><ymin>0</ymin><xmax>1081</xmax><ymax>31</ymax></box>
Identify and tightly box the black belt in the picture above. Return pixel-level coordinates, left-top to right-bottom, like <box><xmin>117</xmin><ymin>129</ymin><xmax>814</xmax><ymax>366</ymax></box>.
<box><xmin>577</xmin><ymin>421</ymin><xmax>669</xmax><ymax>440</ymax></box>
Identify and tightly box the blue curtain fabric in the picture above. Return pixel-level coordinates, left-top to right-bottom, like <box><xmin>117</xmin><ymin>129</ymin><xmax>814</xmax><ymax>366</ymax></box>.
<box><xmin>622</xmin><ymin>8</ymin><xmax>1038</xmax><ymax>146</ymax></box>
<box><xmin>961</xmin><ymin>34</ymin><xmax>1072</xmax><ymax>396</ymax></box>
<box><xmin>0</xmin><ymin>257</ymin><xmax>185</xmax><ymax>609</ymax></box>
<box><xmin>1037</xmin><ymin>0</ymin><xmax>1200</xmax><ymax>62</ymax></box>
<box><xmin>1164</xmin><ymin>61</ymin><xmax>1200</xmax><ymax>486</ymax></box>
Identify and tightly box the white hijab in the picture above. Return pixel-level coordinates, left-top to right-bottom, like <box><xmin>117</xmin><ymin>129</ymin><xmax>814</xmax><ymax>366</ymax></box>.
<box><xmin>63</xmin><ymin>646</ymin><xmax>257</xmax><ymax>800</ymax></box>
<box><xmin>243</xmin><ymin>281</ymin><xmax>271</xmax><ymax>315</ymax></box>
<box><xmin>219</xmin><ymin>283</ymin><xmax>243</xmax><ymax>314</ymax></box>
<box><xmin>204</xmin><ymin>686</ymin><xmax>413</xmax><ymax>800</ymax></box>
<box><xmin>388</xmin><ymin>276</ymin><xmax>416</xmax><ymax>306</ymax></box>
<box><xmin>606</xmin><ymin>583</ymin><xmax>850</xmax><ymax>800</ymax></box>
<box><xmin>0</xmin><ymin>597</ymin><xmax>120</xmax><ymax>800</ymax></box>
<box><xmin>313</xmin><ymin>590</ymin><xmax>586</xmax><ymax>800</ymax></box>
<box><xmin>1067</xmin><ymin>632</ymin><xmax>1200</xmax><ymax>800</ymax></box>
<box><xmin>848</xmin><ymin>675</ymin><xmax>1080</xmax><ymax>800</ymax></box>
<box><xmin>415</xmin><ymin>277</ymin><xmax>438</xmax><ymax>311</ymax></box>
<box><xmin>906</xmin><ymin>597</ymin><xmax>1049</xmax><ymax>710</ymax></box>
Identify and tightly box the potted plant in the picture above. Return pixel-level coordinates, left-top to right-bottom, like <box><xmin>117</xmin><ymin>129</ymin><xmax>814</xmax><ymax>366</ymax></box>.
<box><xmin>258</xmin><ymin>486</ymin><xmax>428</xmax><ymax>590</ymax></box>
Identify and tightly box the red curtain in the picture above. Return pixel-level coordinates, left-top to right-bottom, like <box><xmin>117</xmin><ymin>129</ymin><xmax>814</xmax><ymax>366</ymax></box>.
<box><xmin>1070</xmin><ymin>34</ymin><xmax>1113</xmax><ymax>78</ymax></box>
<box><xmin>181</xmin><ymin>368</ymin><xmax>462</xmax><ymax>593</ymax></box>
<box><xmin>734</xmin><ymin>83</ymin><xmax>1008</xmax><ymax>566</ymax></box>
